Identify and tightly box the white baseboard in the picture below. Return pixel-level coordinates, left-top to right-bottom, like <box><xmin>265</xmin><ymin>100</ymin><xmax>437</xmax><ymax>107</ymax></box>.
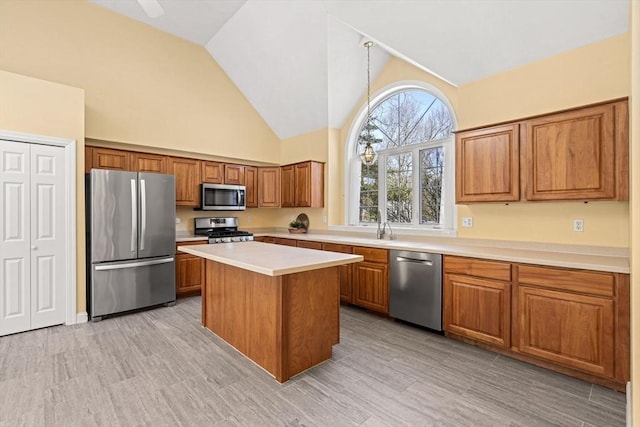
<box><xmin>76</xmin><ymin>312</ymin><xmax>88</xmax><ymax>324</ymax></box>
<box><xmin>627</xmin><ymin>381</ymin><xmax>632</xmax><ymax>427</ymax></box>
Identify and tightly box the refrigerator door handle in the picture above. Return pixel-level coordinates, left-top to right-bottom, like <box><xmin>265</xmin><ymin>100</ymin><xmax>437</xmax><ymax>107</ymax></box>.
<box><xmin>94</xmin><ymin>257</ymin><xmax>174</xmax><ymax>271</ymax></box>
<box><xmin>140</xmin><ymin>178</ymin><xmax>146</xmax><ymax>251</ymax></box>
<box><xmin>130</xmin><ymin>179</ymin><xmax>137</xmax><ymax>252</ymax></box>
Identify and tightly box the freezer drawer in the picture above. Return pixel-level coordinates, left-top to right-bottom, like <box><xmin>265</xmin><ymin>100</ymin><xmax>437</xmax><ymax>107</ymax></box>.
<box><xmin>89</xmin><ymin>256</ymin><xmax>175</xmax><ymax>320</ymax></box>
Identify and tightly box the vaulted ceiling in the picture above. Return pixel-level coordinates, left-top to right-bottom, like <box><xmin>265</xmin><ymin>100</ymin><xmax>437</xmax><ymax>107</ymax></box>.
<box><xmin>88</xmin><ymin>0</ymin><xmax>629</xmax><ymax>140</ymax></box>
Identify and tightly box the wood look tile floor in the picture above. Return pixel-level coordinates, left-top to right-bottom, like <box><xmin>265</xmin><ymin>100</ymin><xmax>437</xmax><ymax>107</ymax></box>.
<box><xmin>0</xmin><ymin>296</ymin><xmax>626</xmax><ymax>427</ymax></box>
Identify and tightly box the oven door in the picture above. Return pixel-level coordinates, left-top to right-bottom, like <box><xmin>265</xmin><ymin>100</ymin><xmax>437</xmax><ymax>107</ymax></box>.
<box><xmin>201</xmin><ymin>184</ymin><xmax>246</xmax><ymax>210</ymax></box>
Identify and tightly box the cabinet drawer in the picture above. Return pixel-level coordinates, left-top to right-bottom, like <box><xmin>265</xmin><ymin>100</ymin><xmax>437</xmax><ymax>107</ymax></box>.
<box><xmin>353</xmin><ymin>246</ymin><xmax>388</xmax><ymax>263</ymax></box>
<box><xmin>517</xmin><ymin>265</ymin><xmax>614</xmax><ymax>297</ymax></box>
<box><xmin>274</xmin><ymin>237</ymin><xmax>298</xmax><ymax>247</ymax></box>
<box><xmin>322</xmin><ymin>243</ymin><xmax>353</xmax><ymax>254</ymax></box>
<box><xmin>444</xmin><ymin>256</ymin><xmax>511</xmax><ymax>281</ymax></box>
<box><xmin>297</xmin><ymin>240</ymin><xmax>322</xmax><ymax>250</ymax></box>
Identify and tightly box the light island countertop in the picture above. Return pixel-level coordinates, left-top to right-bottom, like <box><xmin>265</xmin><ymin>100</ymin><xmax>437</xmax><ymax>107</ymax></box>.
<box><xmin>178</xmin><ymin>241</ymin><xmax>363</xmax><ymax>276</ymax></box>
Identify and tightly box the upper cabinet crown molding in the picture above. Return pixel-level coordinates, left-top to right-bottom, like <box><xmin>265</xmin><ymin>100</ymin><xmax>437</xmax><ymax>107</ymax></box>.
<box><xmin>455</xmin><ymin>98</ymin><xmax>629</xmax><ymax>204</ymax></box>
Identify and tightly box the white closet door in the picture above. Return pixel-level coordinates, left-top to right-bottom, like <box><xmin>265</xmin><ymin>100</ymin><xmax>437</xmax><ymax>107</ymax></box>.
<box><xmin>0</xmin><ymin>141</ymin><xmax>65</xmax><ymax>336</ymax></box>
<box><xmin>0</xmin><ymin>141</ymin><xmax>31</xmax><ymax>335</ymax></box>
<box><xmin>30</xmin><ymin>143</ymin><xmax>65</xmax><ymax>329</ymax></box>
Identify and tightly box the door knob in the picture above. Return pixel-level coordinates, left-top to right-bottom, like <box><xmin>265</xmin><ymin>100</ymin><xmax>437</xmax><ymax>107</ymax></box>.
<box><xmin>31</xmin><ymin>245</ymin><xmax>37</xmax><ymax>250</ymax></box>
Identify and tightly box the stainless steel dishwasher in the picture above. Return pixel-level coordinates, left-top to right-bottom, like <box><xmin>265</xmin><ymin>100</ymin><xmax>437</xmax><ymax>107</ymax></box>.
<box><xmin>389</xmin><ymin>250</ymin><xmax>443</xmax><ymax>331</ymax></box>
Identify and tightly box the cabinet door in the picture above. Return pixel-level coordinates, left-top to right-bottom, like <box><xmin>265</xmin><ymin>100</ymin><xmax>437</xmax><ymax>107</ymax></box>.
<box><xmin>281</xmin><ymin>165</ymin><xmax>295</xmax><ymax>207</ymax></box>
<box><xmin>258</xmin><ymin>167</ymin><xmax>281</xmax><ymax>207</ymax></box>
<box><xmin>323</xmin><ymin>243</ymin><xmax>354</xmax><ymax>303</ymax></box>
<box><xmin>297</xmin><ymin>240</ymin><xmax>322</xmax><ymax>250</ymax></box>
<box><xmin>168</xmin><ymin>157</ymin><xmax>201</xmax><ymax>206</ymax></box>
<box><xmin>92</xmin><ymin>147</ymin><xmax>131</xmax><ymax>171</ymax></box>
<box><xmin>131</xmin><ymin>152</ymin><xmax>167</xmax><ymax>173</ymax></box>
<box><xmin>175</xmin><ymin>253</ymin><xmax>204</xmax><ymax>297</ymax></box>
<box><xmin>444</xmin><ymin>274</ymin><xmax>511</xmax><ymax>348</ymax></box>
<box><xmin>274</xmin><ymin>237</ymin><xmax>297</xmax><ymax>247</ymax></box>
<box><xmin>523</xmin><ymin>103</ymin><xmax>615</xmax><ymax>200</ymax></box>
<box><xmin>224</xmin><ymin>164</ymin><xmax>245</xmax><ymax>185</ymax></box>
<box><xmin>202</xmin><ymin>161</ymin><xmax>224</xmax><ymax>184</ymax></box>
<box><xmin>294</xmin><ymin>161</ymin><xmax>324</xmax><ymax>207</ymax></box>
<box><xmin>455</xmin><ymin>124</ymin><xmax>520</xmax><ymax>203</ymax></box>
<box><xmin>244</xmin><ymin>166</ymin><xmax>258</xmax><ymax>208</ymax></box>
<box><xmin>352</xmin><ymin>261</ymin><xmax>388</xmax><ymax>314</ymax></box>
<box><xmin>518</xmin><ymin>286</ymin><xmax>614</xmax><ymax>377</ymax></box>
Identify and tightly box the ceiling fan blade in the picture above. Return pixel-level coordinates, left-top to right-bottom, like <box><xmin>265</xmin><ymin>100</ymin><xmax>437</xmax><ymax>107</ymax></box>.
<box><xmin>137</xmin><ymin>0</ymin><xmax>164</xmax><ymax>18</ymax></box>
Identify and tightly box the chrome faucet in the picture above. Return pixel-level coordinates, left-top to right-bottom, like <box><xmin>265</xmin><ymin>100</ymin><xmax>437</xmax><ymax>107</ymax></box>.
<box><xmin>376</xmin><ymin>211</ymin><xmax>394</xmax><ymax>240</ymax></box>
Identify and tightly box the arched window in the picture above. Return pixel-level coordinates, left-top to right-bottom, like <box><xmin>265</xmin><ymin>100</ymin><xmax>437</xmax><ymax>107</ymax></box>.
<box><xmin>346</xmin><ymin>84</ymin><xmax>456</xmax><ymax>232</ymax></box>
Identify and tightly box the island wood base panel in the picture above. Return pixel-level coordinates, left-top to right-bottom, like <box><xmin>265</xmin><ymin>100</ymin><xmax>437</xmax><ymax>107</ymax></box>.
<box><xmin>202</xmin><ymin>260</ymin><xmax>339</xmax><ymax>382</ymax></box>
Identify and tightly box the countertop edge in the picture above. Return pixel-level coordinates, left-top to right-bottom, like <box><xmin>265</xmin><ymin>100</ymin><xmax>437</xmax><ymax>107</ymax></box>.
<box><xmin>178</xmin><ymin>244</ymin><xmax>363</xmax><ymax>276</ymax></box>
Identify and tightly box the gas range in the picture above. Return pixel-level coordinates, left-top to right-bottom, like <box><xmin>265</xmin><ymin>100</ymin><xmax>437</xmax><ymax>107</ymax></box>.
<box><xmin>194</xmin><ymin>217</ymin><xmax>254</xmax><ymax>244</ymax></box>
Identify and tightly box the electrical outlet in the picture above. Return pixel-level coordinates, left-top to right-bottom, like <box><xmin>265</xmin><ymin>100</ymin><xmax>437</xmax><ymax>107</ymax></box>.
<box><xmin>175</xmin><ymin>218</ymin><xmax>180</xmax><ymax>224</ymax></box>
<box><xmin>573</xmin><ymin>218</ymin><xmax>584</xmax><ymax>232</ymax></box>
<box><xmin>462</xmin><ymin>217</ymin><xmax>473</xmax><ymax>228</ymax></box>
<box><xmin>322</xmin><ymin>215</ymin><xmax>327</xmax><ymax>224</ymax></box>
<box><xmin>246</xmin><ymin>215</ymin><xmax>252</xmax><ymax>224</ymax></box>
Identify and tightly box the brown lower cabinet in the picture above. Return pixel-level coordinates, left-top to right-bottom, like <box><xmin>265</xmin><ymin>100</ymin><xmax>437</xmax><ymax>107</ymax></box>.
<box><xmin>175</xmin><ymin>242</ymin><xmax>205</xmax><ymax>297</ymax></box>
<box><xmin>444</xmin><ymin>255</ymin><xmax>630</xmax><ymax>389</ymax></box>
<box><xmin>323</xmin><ymin>243</ymin><xmax>354</xmax><ymax>304</ymax></box>
<box><xmin>352</xmin><ymin>246</ymin><xmax>389</xmax><ymax>314</ymax></box>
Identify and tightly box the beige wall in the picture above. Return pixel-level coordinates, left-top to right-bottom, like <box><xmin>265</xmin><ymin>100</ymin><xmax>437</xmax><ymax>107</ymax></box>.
<box><xmin>455</xmin><ymin>34</ymin><xmax>630</xmax><ymax>247</ymax></box>
<box><xmin>0</xmin><ymin>0</ymin><xmax>280</xmax><ymax>164</ymax></box>
<box><xmin>630</xmin><ymin>0</ymin><xmax>639</xmax><ymax>424</ymax></box>
<box><xmin>0</xmin><ymin>70</ymin><xmax>86</xmax><ymax>313</ymax></box>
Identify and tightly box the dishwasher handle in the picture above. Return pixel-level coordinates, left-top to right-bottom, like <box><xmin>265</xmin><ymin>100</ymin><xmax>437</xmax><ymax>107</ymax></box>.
<box><xmin>395</xmin><ymin>256</ymin><xmax>433</xmax><ymax>266</ymax></box>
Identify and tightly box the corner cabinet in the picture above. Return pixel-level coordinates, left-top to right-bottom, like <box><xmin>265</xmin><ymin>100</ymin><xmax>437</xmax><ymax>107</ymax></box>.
<box><xmin>443</xmin><ymin>256</ymin><xmax>512</xmax><ymax>348</ymax></box>
<box><xmin>352</xmin><ymin>246</ymin><xmax>388</xmax><ymax>314</ymax></box>
<box><xmin>168</xmin><ymin>157</ymin><xmax>201</xmax><ymax>207</ymax></box>
<box><xmin>455</xmin><ymin>124</ymin><xmax>520</xmax><ymax>203</ymax></box>
<box><xmin>455</xmin><ymin>99</ymin><xmax>628</xmax><ymax>203</ymax></box>
<box><xmin>281</xmin><ymin>161</ymin><xmax>324</xmax><ymax>208</ymax></box>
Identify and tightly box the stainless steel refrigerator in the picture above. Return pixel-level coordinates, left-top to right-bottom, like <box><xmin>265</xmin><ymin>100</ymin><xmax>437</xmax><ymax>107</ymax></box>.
<box><xmin>86</xmin><ymin>169</ymin><xmax>176</xmax><ymax>321</ymax></box>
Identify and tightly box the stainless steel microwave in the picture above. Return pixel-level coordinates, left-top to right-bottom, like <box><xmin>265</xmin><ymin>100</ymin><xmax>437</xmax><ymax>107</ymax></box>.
<box><xmin>200</xmin><ymin>183</ymin><xmax>246</xmax><ymax>211</ymax></box>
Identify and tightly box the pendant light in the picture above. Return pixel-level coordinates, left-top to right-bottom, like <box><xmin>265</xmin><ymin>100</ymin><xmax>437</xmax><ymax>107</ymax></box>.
<box><xmin>359</xmin><ymin>40</ymin><xmax>378</xmax><ymax>165</ymax></box>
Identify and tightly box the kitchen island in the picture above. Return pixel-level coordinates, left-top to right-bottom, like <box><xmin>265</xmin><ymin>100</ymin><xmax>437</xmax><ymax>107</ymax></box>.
<box><xmin>177</xmin><ymin>241</ymin><xmax>363</xmax><ymax>382</ymax></box>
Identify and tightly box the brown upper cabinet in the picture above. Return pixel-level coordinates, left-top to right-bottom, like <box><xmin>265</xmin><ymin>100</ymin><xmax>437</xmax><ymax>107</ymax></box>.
<box><xmin>258</xmin><ymin>167</ymin><xmax>281</xmax><ymax>207</ymax></box>
<box><xmin>168</xmin><ymin>157</ymin><xmax>201</xmax><ymax>207</ymax></box>
<box><xmin>244</xmin><ymin>166</ymin><xmax>258</xmax><ymax>208</ymax></box>
<box><xmin>281</xmin><ymin>161</ymin><xmax>324</xmax><ymax>208</ymax></box>
<box><xmin>201</xmin><ymin>161</ymin><xmax>224</xmax><ymax>184</ymax></box>
<box><xmin>131</xmin><ymin>152</ymin><xmax>167</xmax><ymax>173</ymax></box>
<box><xmin>224</xmin><ymin>164</ymin><xmax>245</xmax><ymax>185</ymax></box>
<box><xmin>455</xmin><ymin>99</ymin><xmax>629</xmax><ymax>203</ymax></box>
<box><xmin>522</xmin><ymin>101</ymin><xmax>628</xmax><ymax>201</ymax></box>
<box><xmin>91</xmin><ymin>147</ymin><xmax>131</xmax><ymax>171</ymax></box>
<box><xmin>456</xmin><ymin>124</ymin><xmax>520</xmax><ymax>203</ymax></box>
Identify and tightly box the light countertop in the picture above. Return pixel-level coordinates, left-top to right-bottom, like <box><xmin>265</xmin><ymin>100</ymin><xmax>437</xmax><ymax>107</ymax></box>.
<box><xmin>253</xmin><ymin>232</ymin><xmax>630</xmax><ymax>274</ymax></box>
<box><xmin>175</xmin><ymin>230</ymin><xmax>629</xmax><ymax>274</ymax></box>
<box><xmin>177</xmin><ymin>242</ymin><xmax>363</xmax><ymax>276</ymax></box>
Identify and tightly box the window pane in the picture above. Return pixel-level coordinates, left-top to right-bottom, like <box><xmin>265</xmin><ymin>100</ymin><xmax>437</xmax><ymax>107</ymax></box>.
<box><xmin>386</xmin><ymin>153</ymin><xmax>412</xmax><ymax>223</ymax></box>
<box><xmin>359</xmin><ymin>163</ymin><xmax>378</xmax><ymax>223</ymax></box>
<box><xmin>420</xmin><ymin>147</ymin><xmax>444</xmax><ymax>224</ymax></box>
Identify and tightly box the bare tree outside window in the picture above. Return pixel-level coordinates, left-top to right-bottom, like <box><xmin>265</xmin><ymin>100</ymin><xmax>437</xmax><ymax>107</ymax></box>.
<box><xmin>357</xmin><ymin>89</ymin><xmax>452</xmax><ymax>225</ymax></box>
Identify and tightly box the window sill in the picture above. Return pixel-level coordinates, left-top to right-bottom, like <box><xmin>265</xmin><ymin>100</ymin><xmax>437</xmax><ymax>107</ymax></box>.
<box><xmin>329</xmin><ymin>224</ymin><xmax>457</xmax><ymax>238</ymax></box>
